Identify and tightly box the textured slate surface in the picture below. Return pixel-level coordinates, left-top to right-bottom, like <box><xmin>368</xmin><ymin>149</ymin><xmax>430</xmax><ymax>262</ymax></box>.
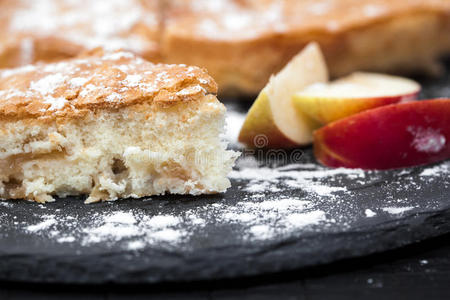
<box><xmin>0</xmin><ymin>64</ymin><xmax>449</xmax><ymax>284</ymax></box>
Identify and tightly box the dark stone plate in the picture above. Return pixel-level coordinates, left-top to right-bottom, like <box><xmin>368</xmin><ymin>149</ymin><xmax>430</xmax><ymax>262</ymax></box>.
<box><xmin>0</xmin><ymin>63</ymin><xmax>449</xmax><ymax>285</ymax></box>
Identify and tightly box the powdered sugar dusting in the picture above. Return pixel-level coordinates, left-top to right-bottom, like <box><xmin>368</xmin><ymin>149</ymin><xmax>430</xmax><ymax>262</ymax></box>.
<box><xmin>382</xmin><ymin>206</ymin><xmax>415</xmax><ymax>215</ymax></box>
<box><xmin>408</xmin><ymin>126</ymin><xmax>446</xmax><ymax>153</ymax></box>
<box><xmin>26</xmin><ymin>215</ymin><xmax>57</xmax><ymax>232</ymax></box>
<box><xmin>44</xmin><ymin>97</ymin><xmax>68</xmax><ymax>111</ymax></box>
<box><xmin>365</xmin><ymin>209</ymin><xmax>376</xmax><ymax>217</ymax></box>
<box><xmin>8</xmin><ymin>0</ymin><xmax>157</xmax><ymax>57</ymax></box>
<box><xmin>0</xmin><ymin>51</ymin><xmax>213</xmax><ymax>116</ymax></box>
<box><xmin>192</xmin><ymin>0</ymin><xmax>285</xmax><ymax>39</ymax></box>
<box><xmin>30</xmin><ymin>73</ymin><xmax>66</xmax><ymax>95</ymax></box>
<box><xmin>229</xmin><ymin>164</ymin><xmax>355</xmax><ymax>198</ymax></box>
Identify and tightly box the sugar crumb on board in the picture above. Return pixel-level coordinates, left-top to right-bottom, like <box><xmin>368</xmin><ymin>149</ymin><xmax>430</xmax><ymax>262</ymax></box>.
<box><xmin>3</xmin><ymin>109</ymin><xmax>450</xmax><ymax>252</ymax></box>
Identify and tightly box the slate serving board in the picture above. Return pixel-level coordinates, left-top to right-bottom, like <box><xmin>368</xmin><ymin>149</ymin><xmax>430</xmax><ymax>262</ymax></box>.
<box><xmin>0</xmin><ymin>63</ymin><xmax>449</xmax><ymax>284</ymax></box>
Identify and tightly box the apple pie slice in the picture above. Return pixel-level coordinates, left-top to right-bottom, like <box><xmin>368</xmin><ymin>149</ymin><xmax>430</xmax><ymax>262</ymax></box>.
<box><xmin>163</xmin><ymin>0</ymin><xmax>450</xmax><ymax>95</ymax></box>
<box><xmin>0</xmin><ymin>51</ymin><xmax>238</xmax><ymax>203</ymax></box>
<box><xmin>0</xmin><ymin>0</ymin><xmax>161</xmax><ymax>68</ymax></box>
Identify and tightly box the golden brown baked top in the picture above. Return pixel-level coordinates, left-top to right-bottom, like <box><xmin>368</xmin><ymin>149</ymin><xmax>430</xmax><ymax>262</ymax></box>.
<box><xmin>165</xmin><ymin>0</ymin><xmax>450</xmax><ymax>41</ymax></box>
<box><xmin>0</xmin><ymin>0</ymin><xmax>160</xmax><ymax>63</ymax></box>
<box><xmin>0</xmin><ymin>51</ymin><xmax>217</xmax><ymax>121</ymax></box>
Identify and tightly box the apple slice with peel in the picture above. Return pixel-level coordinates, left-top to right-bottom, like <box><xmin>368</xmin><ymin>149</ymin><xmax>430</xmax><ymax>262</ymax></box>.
<box><xmin>238</xmin><ymin>43</ymin><xmax>328</xmax><ymax>148</ymax></box>
<box><xmin>293</xmin><ymin>72</ymin><xmax>420</xmax><ymax>124</ymax></box>
<box><xmin>314</xmin><ymin>99</ymin><xmax>450</xmax><ymax>170</ymax></box>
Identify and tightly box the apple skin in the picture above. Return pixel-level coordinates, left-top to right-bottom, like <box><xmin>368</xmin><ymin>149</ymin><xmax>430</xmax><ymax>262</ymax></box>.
<box><xmin>314</xmin><ymin>99</ymin><xmax>450</xmax><ymax>170</ymax></box>
<box><xmin>293</xmin><ymin>91</ymin><xmax>418</xmax><ymax>124</ymax></box>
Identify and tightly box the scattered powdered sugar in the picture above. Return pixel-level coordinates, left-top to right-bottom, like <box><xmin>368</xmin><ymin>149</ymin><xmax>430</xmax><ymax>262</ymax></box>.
<box><xmin>57</xmin><ymin>236</ymin><xmax>76</xmax><ymax>243</ymax></box>
<box><xmin>382</xmin><ymin>206</ymin><xmax>415</xmax><ymax>215</ymax></box>
<box><xmin>145</xmin><ymin>215</ymin><xmax>180</xmax><ymax>228</ymax></box>
<box><xmin>69</xmin><ymin>77</ymin><xmax>89</xmax><ymax>87</ymax></box>
<box><xmin>365</xmin><ymin>209</ymin><xmax>377</xmax><ymax>218</ymax></box>
<box><xmin>43</xmin><ymin>97</ymin><xmax>68</xmax><ymax>111</ymax></box>
<box><xmin>124</xmin><ymin>74</ymin><xmax>143</xmax><ymax>87</ymax></box>
<box><xmin>229</xmin><ymin>164</ymin><xmax>356</xmax><ymax>198</ymax></box>
<box><xmin>285</xmin><ymin>211</ymin><xmax>326</xmax><ymax>228</ymax></box>
<box><xmin>26</xmin><ymin>215</ymin><xmax>57</xmax><ymax>232</ymax></box>
<box><xmin>420</xmin><ymin>161</ymin><xmax>450</xmax><ymax>176</ymax></box>
<box><xmin>408</xmin><ymin>126</ymin><xmax>446</xmax><ymax>154</ymax></box>
<box><xmin>193</xmin><ymin>0</ymin><xmax>285</xmax><ymax>39</ymax></box>
<box><xmin>8</xmin><ymin>0</ymin><xmax>157</xmax><ymax>55</ymax></box>
<box><xmin>30</xmin><ymin>73</ymin><xmax>66</xmax><ymax>95</ymax></box>
<box><xmin>104</xmin><ymin>211</ymin><xmax>136</xmax><ymax>224</ymax></box>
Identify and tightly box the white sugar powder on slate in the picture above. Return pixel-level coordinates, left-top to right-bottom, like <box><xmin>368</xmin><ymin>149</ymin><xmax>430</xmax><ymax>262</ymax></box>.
<box><xmin>57</xmin><ymin>236</ymin><xmax>76</xmax><ymax>243</ymax></box>
<box><xmin>26</xmin><ymin>215</ymin><xmax>57</xmax><ymax>232</ymax></box>
<box><xmin>230</xmin><ymin>165</ymin><xmax>359</xmax><ymax>197</ymax></box>
<box><xmin>145</xmin><ymin>215</ymin><xmax>180</xmax><ymax>228</ymax></box>
<box><xmin>104</xmin><ymin>211</ymin><xmax>136</xmax><ymax>224</ymax></box>
<box><xmin>365</xmin><ymin>209</ymin><xmax>376</xmax><ymax>217</ymax></box>
<box><xmin>285</xmin><ymin>210</ymin><xmax>326</xmax><ymax>227</ymax></box>
<box><xmin>382</xmin><ymin>206</ymin><xmax>415</xmax><ymax>215</ymax></box>
<box><xmin>420</xmin><ymin>161</ymin><xmax>450</xmax><ymax>176</ymax></box>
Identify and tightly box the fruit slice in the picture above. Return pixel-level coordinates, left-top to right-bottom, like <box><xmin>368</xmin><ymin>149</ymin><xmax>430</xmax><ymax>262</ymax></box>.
<box><xmin>293</xmin><ymin>72</ymin><xmax>420</xmax><ymax>124</ymax></box>
<box><xmin>238</xmin><ymin>43</ymin><xmax>328</xmax><ymax>148</ymax></box>
<box><xmin>314</xmin><ymin>99</ymin><xmax>450</xmax><ymax>170</ymax></box>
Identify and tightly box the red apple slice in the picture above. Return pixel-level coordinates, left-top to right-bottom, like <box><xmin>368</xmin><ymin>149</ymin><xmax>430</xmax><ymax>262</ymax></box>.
<box><xmin>293</xmin><ymin>72</ymin><xmax>420</xmax><ymax>124</ymax></box>
<box><xmin>314</xmin><ymin>99</ymin><xmax>450</xmax><ymax>170</ymax></box>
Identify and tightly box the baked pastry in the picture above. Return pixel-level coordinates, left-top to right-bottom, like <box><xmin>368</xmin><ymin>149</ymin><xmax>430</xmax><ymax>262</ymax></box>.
<box><xmin>0</xmin><ymin>0</ymin><xmax>161</xmax><ymax>68</ymax></box>
<box><xmin>1</xmin><ymin>0</ymin><xmax>450</xmax><ymax>96</ymax></box>
<box><xmin>163</xmin><ymin>0</ymin><xmax>450</xmax><ymax>95</ymax></box>
<box><xmin>0</xmin><ymin>50</ymin><xmax>238</xmax><ymax>203</ymax></box>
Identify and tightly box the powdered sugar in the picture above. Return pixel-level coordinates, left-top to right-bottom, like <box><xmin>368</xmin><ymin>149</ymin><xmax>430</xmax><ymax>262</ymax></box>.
<box><xmin>8</xmin><ymin>0</ymin><xmax>157</xmax><ymax>56</ymax></box>
<box><xmin>408</xmin><ymin>126</ymin><xmax>446</xmax><ymax>153</ymax></box>
<box><xmin>104</xmin><ymin>212</ymin><xmax>136</xmax><ymax>224</ymax></box>
<box><xmin>229</xmin><ymin>164</ymin><xmax>355</xmax><ymax>198</ymax></box>
<box><xmin>124</xmin><ymin>74</ymin><xmax>143</xmax><ymax>87</ymax></box>
<box><xmin>30</xmin><ymin>73</ymin><xmax>66</xmax><ymax>95</ymax></box>
<box><xmin>44</xmin><ymin>97</ymin><xmax>68</xmax><ymax>111</ymax></box>
<box><xmin>420</xmin><ymin>161</ymin><xmax>450</xmax><ymax>176</ymax></box>
<box><xmin>365</xmin><ymin>209</ymin><xmax>376</xmax><ymax>217</ymax></box>
<box><xmin>69</xmin><ymin>77</ymin><xmax>89</xmax><ymax>87</ymax></box>
<box><xmin>382</xmin><ymin>206</ymin><xmax>415</xmax><ymax>215</ymax></box>
<box><xmin>0</xmin><ymin>51</ymin><xmax>213</xmax><ymax>116</ymax></box>
<box><xmin>26</xmin><ymin>215</ymin><xmax>57</xmax><ymax>232</ymax></box>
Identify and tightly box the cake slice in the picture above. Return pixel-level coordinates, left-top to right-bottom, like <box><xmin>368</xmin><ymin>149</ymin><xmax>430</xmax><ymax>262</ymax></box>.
<box><xmin>163</xmin><ymin>0</ymin><xmax>450</xmax><ymax>96</ymax></box>
<box><xmin>0</xmin><ymin>51</ymin><xmax>238</xmax><ymax>203</ymax></box>
<box><xmin>0</xmin><ymin>0</ymin><xmax>161</xmax><ymax>68</ymax></box>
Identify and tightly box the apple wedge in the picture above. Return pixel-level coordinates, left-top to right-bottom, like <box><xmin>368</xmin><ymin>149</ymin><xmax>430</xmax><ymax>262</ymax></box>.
<box><xmin>293</xmin><ymin>72</ymin><xmax>420</xmax><ymax>124</ymax></box>
<box><xmin>314</xmin><ymin>99</ymin><xmax>450</xmax><ymax>170</ymax></box>
<box><xmin>238</xmin><ymin>43</ymin><xmax>328</xmax><ymax>148</ymax></box>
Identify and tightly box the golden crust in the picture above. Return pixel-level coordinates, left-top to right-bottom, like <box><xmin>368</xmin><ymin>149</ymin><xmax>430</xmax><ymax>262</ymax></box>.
<box><xmin>163</xmin><ymin>0</ymin><xmax>450</xmax><ymax>95</ymax></box>
<box><xmin>0</xmin><ymin>50</ymin><xmax>217</xmax><ymax>121</ymax></box>
<box><xmin>0</xmin><ymin>0</ymin><xmax>161</xmax><ymax>67</ymax></box>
